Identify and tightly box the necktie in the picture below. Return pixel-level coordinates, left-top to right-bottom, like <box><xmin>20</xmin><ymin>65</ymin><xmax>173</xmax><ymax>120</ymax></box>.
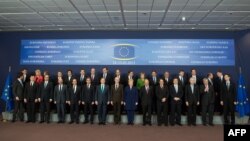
<box><xmin>88</xmin><ymin>84</ymin><xmax>90</xmax><ymax>89</ymax></box>
<box><xmin>59</xmin><ymin>85</ymin><xmax>62</xmax><ymax>91</ymax></box>
<box><xmin>146</xmin><ymin>86</ymin><xmax>149</xmax><ymax>93</ymax></box>
<box><xmin>191</xmin><ymin>85</ymin><xmax>194</xmax><ymax>94</ymax></box>
<box><xmin>44</xmin><ymin>82</ymin><xmax>47</xmax><ymax>88</ymax></box>
<box><xmin>101</xmin><ymin>85</ymin><xmax>104</xmax><ymax>92</ymax></box>
<box><xmin>74</xmin><ymin>86</ymin><xmax>76</xmax><ymax>93</ymax></box>
<box><xmin>115</xmin><ymin>85</ymin><xmax>118</xmax><ymax>90</ymax></box>
<box><xmin>153</xmin><ymin>77</ymin><xmax>156</xmax><ymax>83</ymax></box>
<box><xmin>227</xmin><ymin>83</ymin><xmax>230</xmax><ymax>90</ymax></box>
<box><xmin>175</xmin><ymin>85</ymin><xmax>178</xmax><ymax>93</ymax></box>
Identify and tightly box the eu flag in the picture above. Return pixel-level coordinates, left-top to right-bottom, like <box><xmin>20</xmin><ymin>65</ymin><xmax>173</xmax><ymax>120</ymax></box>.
<box><xmin>1</xmin><ymin>73</ymin><xmax>14</xmax><ymax>112</ymax></box>
<box><xmin>236</xmin><ymin>74</ymin><xmax>250</xmax><ymax>117</ymax></box>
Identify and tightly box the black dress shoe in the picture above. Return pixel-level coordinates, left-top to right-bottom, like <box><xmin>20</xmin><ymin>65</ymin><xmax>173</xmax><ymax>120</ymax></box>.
<box><xmin>90</xmin><ymin>121</ymin><xmax>93</xmax><ymax>124</ymax></box>
<box><xmin>164</xmin><ymin>123</ymin><xmax>168</xmax><ymax>126</ymax></box>
<box><xmin>188</xmin><ymin>123</ymin><xmax>191</xmax><ymax>126</ymax></box>
<box><xmin>11</xmin><ymin>120</ymin><xmax>16</xmax><ymax>123</ymax></box>
<box><xmin>46</xmin><ymin>121</ymin><xmax>50</xmax><ymax>124</ymax></box>
<box><xmin>149</xmin><ymin>123</ymin><xmax>152</xmax><ymax>126</ymax></box>
<box><xmin>203</xmin><ymin>123</ymin><xmax>207</xmax><ymax>126</ymax></box>
<box><xmin>69</xmin><ymin>121</ymin><xmax>74</xmax><ymax>124</ymax></box>
<box><xmin>99</xmin><ymin>122</ymin><xmax>102</xmax><ymax>125</ymax></box>
<box><xmin>209</xmin><ymin>123</ymin><xmax>214</xmax><ymax>126</ymax></box>
<box><xmin>26</xmin><ymin>121</ymin><xmax>30</xmax><ymax>123</ymax></box>
<box><xmin>102</xmin><ymin>123</ymin><xmax>106</xmax><ymax>125</ymax></box>
<box><xmin>192</xmin><ymin>123</ymin><xmax>196</xmax><ymax>126</ymax></box>
<box><xmin>177</xmin><ymin>123</ymin><xmax>182</xmax><ymax>126</ymax></box>
<box><xmin>39</xmin><ymin>121</ymin><xmax>44</xmax><ymax>123</ymax></box>
<box><xmin>143</xmin><ymin>123</ymin><xmax>146</xmax><ymax>126</ymax></box>
<box><xmin>83</xmin><ymin>121</ymin><xmax>89</xmax><ymax>124</ymax></box>
<box><xmin>57</xmin><ymin>121</ymin><xmax>61</xmax><ymax>124</ymax></box>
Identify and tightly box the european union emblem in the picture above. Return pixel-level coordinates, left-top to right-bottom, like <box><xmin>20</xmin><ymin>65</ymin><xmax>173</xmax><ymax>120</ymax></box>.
<box><xmin>113</xmin><ymin>44</ymin><xmax>136</xmax><ymax>60</ymax></box>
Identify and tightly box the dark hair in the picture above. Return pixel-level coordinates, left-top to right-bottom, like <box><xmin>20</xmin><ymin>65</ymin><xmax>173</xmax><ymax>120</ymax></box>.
<box><xmin>17</xmin><ymin>72</ymin><xmax>23</xmax><ymax>78</ymax></box>
<box><xmin>67</xmin><ymin>69</ymin><xmax>72</xmax><ymax>73</ymax></box>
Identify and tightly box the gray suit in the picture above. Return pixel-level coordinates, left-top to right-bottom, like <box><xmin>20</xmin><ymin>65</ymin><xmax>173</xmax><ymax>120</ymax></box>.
<box><xmin>54</xmin><ymin>84</ymin><xmax>67</xmax><ymax>122</ymax></box>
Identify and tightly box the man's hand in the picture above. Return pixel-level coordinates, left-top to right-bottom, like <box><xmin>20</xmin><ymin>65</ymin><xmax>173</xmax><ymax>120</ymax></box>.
<box><xmin>95</xmin><ymin>101</ymin><xmax>98</xmax><ymax>105</ymax></box>
<box><xmin>24</xmin><ymin>98</ymin><xmax>27</xmax><ymax>103</ymax></box>
<box><xmin>38</xmin><ymin>98</ymin><xmax>41</xmax><ymax>102</ymax></box>
<box><xmin>220</xmin><ymin>101</ymin><xmax>223</xmax><ymax>106</ymax></box>
<box><xmin>135</xmin><ymin>102</ymin><xmax>138</xmax><ymax>105</ymax></box>
<box><xmin>186</xmin><ymin>101</ymin><xmax>189</xmax><ymax>106</ymax></box>
<box><xmin>16</xmin><ymin>97</ymin><xmax>19</xmax><ymax>101</ymax></box>
<box><xmin>162</xmin><ymin>98</ymin><xmax>166</xmax><ymax>102</ymax></box>
<box><xmin>54</xmin><ymin>101</ymin><xmax>57</xmax><ymax>104</ymax></box>
<box><xmin>234</xmin><ymin>101</ymin><xmax>237</xmax><ymax>105</ymax></box>
<box><xmin>197</xmin><ymin>101</ymin><xmax>200</xmax><ymax>106</ymax></box>
<box><xmin>111</xmin><ymin>101</ymin><xmax>113</xmax><ymax>105</ymax></box>
<box><xmin>49</xmin><ymin>99</ymin><xmax>53</xmax><ymax>102</ymax></box>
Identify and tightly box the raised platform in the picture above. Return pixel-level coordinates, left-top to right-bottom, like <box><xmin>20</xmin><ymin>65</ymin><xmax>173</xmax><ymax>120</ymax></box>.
<box><xmin>2</xmin><ymin>112</ymin><xmax>249</xmax><ymax>124</ymax></box>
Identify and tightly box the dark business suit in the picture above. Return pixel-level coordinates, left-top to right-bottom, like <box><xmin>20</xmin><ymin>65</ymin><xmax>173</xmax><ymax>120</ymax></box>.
<box><xmin>140</xmin><ymin>86</ymin><xmax>153</xmax><ymax>125</ymax></box>
<box><xmin>163</xmin><ymin>77</ymin><xmax>172</xmax><ymax>87</ymax></box>
<box><xmin>169</xmin><ymin>85</ymin><xmax>183</xmax><ymax>125</ymax></box>
<box><xmin>149</xmin><ymin>76</ymin><xmax>159</xmax><ymax>114</ymax></box>
<box><xmin>24</xmin><ymin>82</ymin><xmax>38</xmax><ymax>122</ymax></box>
<box><xmin>124</xmin><ymin>86</ymin><xmax>138</xmax><ymax>124</ymax></box>
<box><xmin>95</xmin><ymin>84</ymin><xmax>110</xmax><ymax>124</ymax></box>
<box><xmin>156</xmin><ymin>85</ymin><xmax>169</xmax><ymax>126</ymax></box>
<box><xmin>214</xmin><ymin>77</ymin><xmax>224</xmax><ymax>113</ymax></box>
<box><xmin>39</xmin><ymin>81</ymin><xmax>53</xmax><ymax>122</ymax></box>
<box><xmin>220</xmin><ymin>81</ymin><xmax>236</xmax><ymax>124</ymax></box>
<box><xmin>200</xmin><ymin>85</ymin><xmax>215</xmax><ymax>125</ymax></box>
<box><xmin>68</xmin><ymin>85</ymin><xmax>81</xmax><ymax>123</ymax></box>
<box><xmin>64</xmin><ymin>76</ymin><xmax>74</xmax><ymax>88</ymax></box>
<box><xmin>185</xmin><ymin>84</ymin><xmax>200</xmax><ymax>125</ymax></box>
<box><xmin>111</xmin><ymin>84</ymin><xmax>124</xmax><ymax>124</ymax></box>
<box><xmin>101</xmin><ymin>73</ymin><xmax>112</xmax><ymax>86</ymax></box>
<box><xmin>54</xmin><ymin>84</ymin><xmax>67</xmax><ymax>123</ymax></box>
<box><xmin>12</xmin><ymin>79</ymin><xmax>24</xmax><ymax>122</ymax></box>
<box><xmin>90</xmin><ymin>74</ymin><xmax>99</xmax><ymax>87</ymax></box>
<box><xmin>78</xmin><ymin>75</ymin><xmax>87</xmax><ymax>86</ymax></box>
<box><xmin>178</xmin><ymin>75</ymin><xmax>187</xmax><ymax>114</ymax></box>
<box><xmin>82</xmin><ymin>84</ymin><xmax>95</xmax><ymax>123</ymax></box>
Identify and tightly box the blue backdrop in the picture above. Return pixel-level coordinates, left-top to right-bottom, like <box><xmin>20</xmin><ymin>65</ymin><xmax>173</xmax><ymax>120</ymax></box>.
<box><xmin>1</xmin><ymin>30</ymin><xmax>249</xmax><ymax>98</ymax></box>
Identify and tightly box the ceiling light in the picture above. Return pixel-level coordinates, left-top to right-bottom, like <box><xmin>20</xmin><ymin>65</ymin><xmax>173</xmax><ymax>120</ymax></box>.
<box><xmin>91</xmin><ymin>27</ymin><xmax>95</xmax><ymax>30</ymax></box>
<box><xmin>191</xmin><ymin>27</ymin><xmax>195</xmax><ymax>29</ymax></box>
<box><xmin>28</xmin><ymin>29</ymin><xmax>32</xmax><ymax>31</ymax></box>
<box><xmin>182</xmin><ymin>16</ymin><xmax>186</xmax><ymax>21</ymax></box>
<box><xmin>59</xmin><ymin>28</ymin><xmax>63</xmax><ymax>30</ymax></box>
<box><xmin>225</xmin><ymin>27</ymin><xmax>229</xmax><ymax>29</ymax></box>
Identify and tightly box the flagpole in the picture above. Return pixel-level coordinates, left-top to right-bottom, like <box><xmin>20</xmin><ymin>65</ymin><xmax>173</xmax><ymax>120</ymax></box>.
<box><xmin>3</xmin><ymin>66</ymin><xmax>11</xmax><ymax>123</ymax></box>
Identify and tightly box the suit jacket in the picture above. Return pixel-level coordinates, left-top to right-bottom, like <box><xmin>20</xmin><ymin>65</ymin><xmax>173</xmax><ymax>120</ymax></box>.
<box><xmin>124</xmin><ymin>86</ymin><xmax>138</xmax><ymax>110</ymax></box>
<box><xmin>54</xmin><ymin>84</ymin><xmax>67</xmax><ymax>104</ymax></box>
<box><xmin>13</xmin><ymin>79</ymin><xmax>24</xmax><ymax>100</ymax></box>
<box><xmin>81</xmin><ymin>84</ymin><xmax>95</xmax><ymax>103</ymax></box>
<box><xmin>95</xmin><ymin>85</ymin><xmax>110</xmax><ymax>103</ymax></box>
<box><xmin>64</xmin><ymin>76</ymin><xmax>74</xmax><ymax>87</ymax></box>
<box><xmin>220</xmin><ymin>82</ymin><xmax>237</xmax><ymax>103</ymax></box>
<box><xmin>39</xmin><ymin>81</ymin><xmax>53</xmax><ymax>102</ymax></box>
<box><xmin>169</xmin><ymin>85</ymin><xmax>183</xmax><ymax>103</ymax></box>
<box><xmin>101</xmin><ymin>73</ymin><xmax>112</xmax><ymax>86</ymax></box>
<box><xmin>177</xmin><ymin>76</ymin><xmax>187</xmax><ymax>89</ymax></box>
<box><xmin>188</xmin><ymin>75</ymin><xmax>201</xmax><ymax>85</ymax></box>
<box><xmin>139</xmin><ymin>86</ymin><xmax>153</xmax><ymax>106</ymax></box>
<box><xmin>112</xmin><ymin>75</ymin><xmax>125</xmax><ymax>85</ymax></box>
<box><xmin>89</xmin><ymin>74</ymin><xmax>99</xmax><ymax>86</ymax></box>
<box><xmin>162</xmin><ymin>77</ymin><xmax>172</xmax><ymax>87</ymax></box>
<box><xmin>156</xmin><ymin>85</ymin><xmax>169</xmax><ymax>102</ymax></box>
<box><xmin>200</xmin><ymin>85</ymin><xmax>215</xmax><ymax>105</ymax></box>
<box><xmin>78</xmin><ymin>75</ymin><xmax>87</xmax><ymax>86</ymax></box>
<box><xmin>67</xmin><ymin>85</ymin><xmax>81</xmax><ymax>103</ymax></box>
<box><xmin>149</xmin><ymin>76</ymin><xmax>159</xmax><ymax>86</ymax></box>
<box><xmin>185</xmin><ymin>84</ymin><xmax>200</xmax><ymax>103</ymax></box>
<box><xmin>214</xmin><ymin>77</ymin><xmax>224</xmax><ymax>93</ymax></box>
<box><xmin>24</xmin><ymin>82</ymin><xmax>38</xmax><ymax>101</ymax></box>
<box><xmin>111</xmin><ymin>84</ymin><xmax>124</xmax><ymax>103</ymax></box>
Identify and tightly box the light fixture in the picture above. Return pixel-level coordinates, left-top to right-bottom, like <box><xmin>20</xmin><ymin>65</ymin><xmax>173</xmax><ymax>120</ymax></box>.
<box><xmin>182</xmin><ymin>16</ymin><xmax>186</xmax><ymax>21</ymax></box>
<box><xmin>59</xmin><ymin>28</ymin><xmax>63</xmax><ymax>30</ymax></box>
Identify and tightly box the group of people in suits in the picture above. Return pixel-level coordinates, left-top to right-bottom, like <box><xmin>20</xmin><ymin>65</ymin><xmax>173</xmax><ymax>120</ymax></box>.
<box><xmin>11</xmin><ymin>67</ymin><xmax>237</xmax><ymax>126</ymax></box>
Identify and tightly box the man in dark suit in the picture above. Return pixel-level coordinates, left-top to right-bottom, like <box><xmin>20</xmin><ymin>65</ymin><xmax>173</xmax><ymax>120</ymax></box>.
<box><xmin>214</xmin><ymin>70</ymin><xmax>224</xmax><ymax>114</ymax></box>
<box><xmin>163</xmin><ymin>71</ymin><xmax>172</xmax><ymax>87</ymax></box>
<box><xmin>54</xmin><ymin>77</ymin><xmax>67</xmax><ymax>123</ymax></box>
<box><xmin>82</xmin><ymin>77</ymin><xmax>95</xmax><ymax>124</ymax></box>
<box><xmin>220</xmin><ymin>74</ymin><xmax>237</xmax><ymax>125</ymax></box>
<box><xmin>169</xmin><ymin>78</ymin><xmax>183</xmax><ymax>126</ymax></box>
<box><xmin>64</xmin><ymin>69</ymin><xmax>74</xmax><ymax>88</ymax></box>
<box><xmin>178</xmin><ymin>70</ymin><xmax>187</xmax><ymax>115</ymax></box>
<box><xmin>95</xmin><ymin>78</ymin><xmax>110</xmax><ymax>125</ymax></box>
<box><xmin>200</xmin><ymin>78</ymin><xmax>215</xmax><ymax>126</ymax></box>
<box><xmin>207</xmin><ymin>73</ymin><xmax>214</xmax><ymax>86</ymax></box>
<box><xmin>22</xmin><ymin>68</ymin><xmax>29</xmax><ymax>84</ymax></box>
<box><xmin>156</xmin><ymin>79</ymin><xmax>169</xmax><ymax>126</ymax></box>
<box><xmin>38</xmin><ymin>74</ymin><xmax>53</xmax><ymax>123</ymax></box>
<box><xmin>101</xmin><ymin>67</ymin><xmax>112</xmax><ymax>86</ymax></box>
<box><xmin>78</xmin><ymin>69</ymin><xmax>87</xmax><ymax>86</ymax></box>
<box><xmin>125</xmin><ymin>70</ymin><xmax>136</xmax><ymax>87</ymax></box>
<box><xmin>149</xmin><ymin>70</ymin><xmax>158</xmax><ymax>114</ymax></box>
<box><xmin>188</xmin><ymin>68</ymin><xmax>201</xmax><ymax>85</ymax></box>
<box><xmin>24</xmin><ymin>75</ymin><xmax>38</xmax><ymax>123</ymax></box>
<box><xmin>185</xmin><ymin>77</ymin><xmax>200</xmax><ymax>126</ymax></box>
<box><xmin>140</xmin><ymin>79</ymin><xmax>153</xmax><ymax>126</ymax></box>
<box><xmin>111</xmin><ymin>77</ymin><xmax>124</xmax><ymax>124</ymax></box>
<box><xmin>90</xmin><ymin>67</ymin><xmax>99</xmax><ymax>87</ymax></box>
<box><xmin>113</xmin><ymin>69</ymin><xmax>124</xmax><ymax>85</ymax></box>
<box><xmin>68</xmin><ymin>79</ymin><xmax>81</xmax><ymax>124</ymax></box>
<box><xmin>12</xmin><ymin>72</ymin><xmax>24</xmax><ymax>122</ymax></box>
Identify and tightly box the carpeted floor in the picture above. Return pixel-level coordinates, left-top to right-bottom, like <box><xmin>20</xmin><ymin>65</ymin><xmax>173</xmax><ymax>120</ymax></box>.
<box><xmin>0</xmin><ymin>122</ymin><xmax>223</xmax><ymax>141</ymax></box>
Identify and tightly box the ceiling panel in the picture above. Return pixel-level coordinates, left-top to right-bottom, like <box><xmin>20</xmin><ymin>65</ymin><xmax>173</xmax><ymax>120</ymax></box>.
<box><xmin>0</xmin><ymin>0</ymin><xmax>249</xmax><ymax>31</ymax></box>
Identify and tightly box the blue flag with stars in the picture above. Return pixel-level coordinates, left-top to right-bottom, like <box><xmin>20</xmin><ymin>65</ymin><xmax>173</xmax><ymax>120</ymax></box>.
<box><xmin>236</xmin><ymin>74</ymin><xmax>250</xmax><ymax>117</ymax></box>
<box><xmin>1</xmin><ymin>73</ymin><xmax>14</xmax><ymax>112</ymax></box>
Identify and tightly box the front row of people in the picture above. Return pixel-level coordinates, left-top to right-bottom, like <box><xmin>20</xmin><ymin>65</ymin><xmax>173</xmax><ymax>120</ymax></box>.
<box><xmin>12</xmin><ymin>72</ymin><xmax>237</xmax><ymax>126</ymax></box>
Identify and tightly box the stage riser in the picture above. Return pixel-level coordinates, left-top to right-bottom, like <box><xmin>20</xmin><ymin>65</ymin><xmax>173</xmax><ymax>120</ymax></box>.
<box><xmin>2</xmin><ymin>112</ymin><xmax>249</xmax><ymax>124</ymax></box>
